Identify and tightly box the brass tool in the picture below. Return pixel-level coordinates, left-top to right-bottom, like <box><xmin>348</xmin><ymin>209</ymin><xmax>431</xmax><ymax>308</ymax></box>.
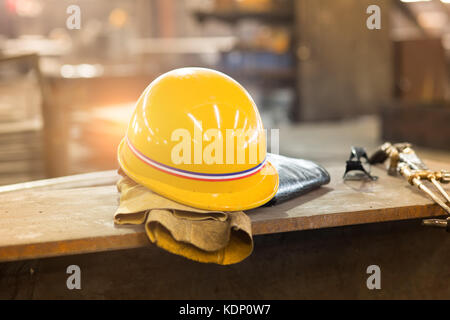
<box><xmin>369</xmin><ymin>142</ymin><xmax>450</xmax><ymax>231</ymax></box>
<box><xmin>422</xmin><ymin>217</ymin><xmax>450</xmax><ymax>232</ymax></box>
<box><xmin>398</xmin><ymin>163</ymin><xmax>450</xmax><ymax>215</ymax></box>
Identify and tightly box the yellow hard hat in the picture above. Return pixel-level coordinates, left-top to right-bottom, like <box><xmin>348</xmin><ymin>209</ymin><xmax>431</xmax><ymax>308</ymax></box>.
<box><xmin>118</xmin><ymin>67</ymin><xmax>279</xmax><ymax>211</ymax></box>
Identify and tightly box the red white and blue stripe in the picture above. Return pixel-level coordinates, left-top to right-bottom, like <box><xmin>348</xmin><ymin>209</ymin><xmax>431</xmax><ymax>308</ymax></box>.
<box><xmin>126</xmin><ymin>137</ymin><xmax>266</xmax><ymax>182</ymax></box>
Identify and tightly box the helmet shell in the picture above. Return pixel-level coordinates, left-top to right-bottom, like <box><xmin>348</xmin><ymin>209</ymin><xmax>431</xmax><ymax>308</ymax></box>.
<box><xmin>118</xmin><ymin>68</ymin><xmax>279</xmax><ymax>211</ymax></box>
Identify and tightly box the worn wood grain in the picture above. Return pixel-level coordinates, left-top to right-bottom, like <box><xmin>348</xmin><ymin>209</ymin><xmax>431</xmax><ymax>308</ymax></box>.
<box><xmin>0</xmin><ymin>160</ymin><xmax>448</xmax><ymax>262</ymax></box>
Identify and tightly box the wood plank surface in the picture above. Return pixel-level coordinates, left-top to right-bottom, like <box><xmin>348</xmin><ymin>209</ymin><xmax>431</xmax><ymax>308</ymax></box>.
<box><xmin>0</xmin><ymin>160</ymin><xmax>449</xmax><ymax>262</ymax></box>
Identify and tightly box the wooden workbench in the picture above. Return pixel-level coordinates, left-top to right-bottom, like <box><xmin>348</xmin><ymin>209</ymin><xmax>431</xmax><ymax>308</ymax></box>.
<box><xmin>0</xmin><ymin>160</ymin><xmax>448</xmax><ymax>263</ymax></box>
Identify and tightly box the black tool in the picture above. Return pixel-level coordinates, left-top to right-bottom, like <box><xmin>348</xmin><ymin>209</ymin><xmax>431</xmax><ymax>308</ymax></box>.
<box><xmin>344</xmin><ymin>146</ymin><xmax>378</xmax><ymax>181</ymax></box>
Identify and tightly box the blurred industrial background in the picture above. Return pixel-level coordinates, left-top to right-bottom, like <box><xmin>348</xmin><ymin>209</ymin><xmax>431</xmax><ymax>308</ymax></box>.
<box><xmin>0</xmin><ymin>0</ymin><xmax>449</xmax><ymax>185</ymax></box>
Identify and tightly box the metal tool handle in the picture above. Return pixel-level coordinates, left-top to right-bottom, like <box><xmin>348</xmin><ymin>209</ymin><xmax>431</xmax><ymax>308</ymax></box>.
<box><xmin>368</xmin><ymin>147</ymin><xmax>389</xmax><ymax>165</ymax></box>
<box><xmin>439</xmin><ymin>170</ymin><xmax>450</xmax><ymax>184</ymax></box>
<box><xmin>422</xmin><ymin>218</ymin><xmax>450</xmax><ymax>232</ymax></box>
<box><xmin>370</xmin><ymin>142</ymin><xmax>450</xmax><ymax>233</ymax></box>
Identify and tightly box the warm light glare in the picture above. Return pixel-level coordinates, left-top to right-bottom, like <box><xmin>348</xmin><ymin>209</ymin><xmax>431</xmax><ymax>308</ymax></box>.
<box><xmin>400</xmin><ymin>0</ymin><xmax>431</xmax><ymax>2</ymax></box>
<box><xmin>109</xmin><ymin>8</ymin><xmax>129</xmax><ymax>28</ymax></box>
<box><xmin>60</xmin><ymin>64</ymin><xmax>104</xmax><ymax>78</ymax></box>
<box><xmin>15</xmin><ymin>0</ymin><xmax>43</xmax><ymax>17</ymax></box>
<box><xmin>417</xmin><ymin>11</ymin><xmax>448</xmax><ymax>29</ymax></box>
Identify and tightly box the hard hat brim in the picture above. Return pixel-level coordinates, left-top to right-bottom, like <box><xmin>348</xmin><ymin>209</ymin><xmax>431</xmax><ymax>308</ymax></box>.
<box><xmin>117</xmin><ymin>139</ymin><xmax>279</xmax><ymax>212</ymax></box>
